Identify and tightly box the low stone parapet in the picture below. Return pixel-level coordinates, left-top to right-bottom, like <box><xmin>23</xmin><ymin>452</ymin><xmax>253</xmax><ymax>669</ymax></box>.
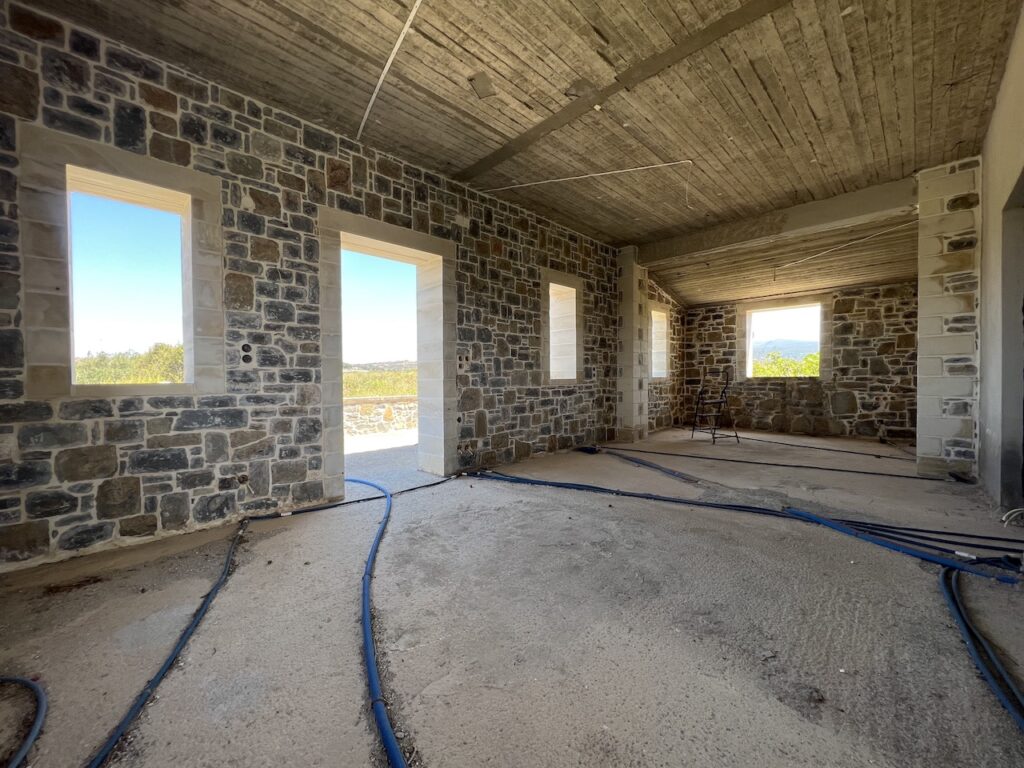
<box><xmin>344</xmin><ymin>396</ymin><xmax>418</xmax><ymax>435</ymax></box>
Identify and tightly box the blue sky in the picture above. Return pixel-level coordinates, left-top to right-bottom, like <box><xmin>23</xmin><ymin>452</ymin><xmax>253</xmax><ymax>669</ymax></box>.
<box><xmin>750</xmin><ymin>305</ymin><xmax>821</xmax><ymax>343</ymax></box>
<box><xmin>70</xmin><ymin>192</ymin><xmax>184</xmax><ymax>357</ymax></box>
<box><xmin>70</xmin><ymin>197</ymin><xmax>417</xmax><ymax>364</ymax></box>
<box><xmin>342</xmin><ymin>250</ymin><xmax>417</xmax><ymax>363</ymax></box>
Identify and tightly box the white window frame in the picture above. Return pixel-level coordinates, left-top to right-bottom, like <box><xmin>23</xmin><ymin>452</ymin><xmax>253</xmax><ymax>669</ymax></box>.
<box><xmin>649</xmin><ymin>305</ymin><xmax>670</xmax><ymax>380</ymax></box>
<box><xmin>19</xmin><ymin>124</ymin><xmax>224</xmax><ymax>398</ymax></box>
<box><xmin>737</xmin><ymin>295</ymin><xmax>832</xmax><ymax>382</ymax></box>
<box><xmin>66</xmin><ymin>166</ymin><xmax>195</xmax><ymax>392</ymax></box>
<box><xmin>540</xmin><ymin>268</ymin><xmax>585</xmax><ymax>385</ymax></box>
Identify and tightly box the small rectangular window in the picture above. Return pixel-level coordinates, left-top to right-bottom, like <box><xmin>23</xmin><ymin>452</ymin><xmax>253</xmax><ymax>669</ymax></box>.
<box><xmin>548</xmin><ymin>282</ymin><xmax>577</xmax><ymax>380</ymax></box>
<box><xmin>67</xmin><ymin>166</ymin><xmax>191</xmax><ymax>386</ymax></box>
<box><xmin>651</xmin><ymin>309</ymin><xmax>668</xmax><ymax>378</ymax></box>
<box><xmin>747</xmin><ymin>304</ymin><xmax>821</xmax><ymax>378</ymax></box>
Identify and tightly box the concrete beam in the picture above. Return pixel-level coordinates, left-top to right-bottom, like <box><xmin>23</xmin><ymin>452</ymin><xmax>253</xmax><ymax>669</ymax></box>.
<box><xmin>454</xmin><ymin>0</ymin><xmax>791</xmax><ymax>182</ymax></box>
<box><xmin>637</xmin><ymin>177</ymin><xmax>918</xmax><ymax>267</ymax></box>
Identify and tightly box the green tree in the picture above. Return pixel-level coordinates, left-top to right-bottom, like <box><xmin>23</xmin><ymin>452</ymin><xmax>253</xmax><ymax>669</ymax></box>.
<box><xmin>752</xmin><ymin>351</ymin><xmax>820</xmax><ymax>378</ymax></box>
<box><xmin>75</xmin><ymin>342</ymin><xmax>185</xmax><ymax>385</ymax></box>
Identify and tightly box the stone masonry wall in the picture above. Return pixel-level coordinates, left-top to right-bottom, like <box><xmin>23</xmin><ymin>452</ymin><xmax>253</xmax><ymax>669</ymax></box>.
<box><xmin>682</xmin><ymin>282</ymin><xmax>918</xmax><ymax>439</ymax></box>
<box><xmin>0</xmin><ymin>4</ymin><xmax>618</xmax><ymax>568</ymax></box>
<box><xmin>646</xmin><ymin>280</ymin><xmax>685</xmax><ymax>432</ymax></box>
<box><xmin>344</xmin><ymin>397</ymin><xmax>417</xmax><ymax>435</ymax></box>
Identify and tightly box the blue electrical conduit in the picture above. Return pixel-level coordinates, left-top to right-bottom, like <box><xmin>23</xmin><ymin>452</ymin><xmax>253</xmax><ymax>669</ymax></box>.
<box><xmin>77</xmin><ymin>476</ymin><xmax>452</xmax><ymax>767</ymax></box>
<box><xmin>479</xmin><ymin>461</ymin><xmax>1024</xmax><ymax>730</ymax></box>
<box><xmin>782</xmin><ymin>508</ymin><xmax>1020</xmax><ymax>585</ymax></box>
<box><xmin>840</xmin><ymin>525</ymin><xmax>1024</xmax><ymax>556</ymax></box>
<box><xmin>836</xmin><ymin>519</ymin><xmax>1024</xmax><ymax>546</ymax></box>
<box><xmin>940</xmin><ymin>567</ymin><xmax>1024</xmax><ymax>731</ymax></box>
<box><xmin>606</xmin><ymin>445</ymin><xmax>945</xmax><ymax>481</ymax></box>
<box><xmin>83</xmin><ymin>521</ymin><xmax>250</xmax><ymax>768</ymax></box>
<box><xmin>349</xmin><ymin>478</ymin><xmax>407</xmax><ymax>768</ymax></box>
<box><xmin>603</xmin><ymin>447</ymin><xmax>1024</xmax><ymax>559</ymax></box>
<box><xmin>475</xmin><ymin>471</ymin><xmax>1019</xmax><ymax>585</ymax></box>
<box><xmin>0</xmin><ymin>677</ymin><xmax>48</xmax><ymax>768</ymax></box>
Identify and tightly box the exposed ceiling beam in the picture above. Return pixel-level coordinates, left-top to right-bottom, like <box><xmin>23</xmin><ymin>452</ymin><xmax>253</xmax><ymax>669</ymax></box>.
<box><xmin>637</xmin><ymin>176</ymin><xmax>918</xmax><ymax>267</ymax></box>
<box><xmin>453</xmin><ymin>0</ymin><xmax>792</xmax><ymax>182</ymax></box>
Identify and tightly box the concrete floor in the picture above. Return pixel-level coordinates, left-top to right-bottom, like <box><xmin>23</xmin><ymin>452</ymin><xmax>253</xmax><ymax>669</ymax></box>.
<box><xmin>2</xmin><ymin>430</ymin><xmax>1023</xmax><ymax>766</ymax></box>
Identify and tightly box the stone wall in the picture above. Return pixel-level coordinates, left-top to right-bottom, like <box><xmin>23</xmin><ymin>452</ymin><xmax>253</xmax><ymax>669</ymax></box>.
<box><xmin>0</xmin><ymin>4</ymin><xmax>618</xmax><ymax>569</ymax></box>
<box><xmin>916</xmin><ymin>158</ymin><xmax>982</xmax><ymax>476</ymax></box>
<box><xmin>682</xmin><ymin>282</ymin><xmax>918</xmax><ymax>439</ymax></box>
<box><xmin>344</xmin><ymin>397</ymin><xmax>417</xmax><ymax>435</ymax></box>
<box><xmin>647</xmin><ymin>280</ymin><xmax>685</xmax><ymax>432</ymax></box>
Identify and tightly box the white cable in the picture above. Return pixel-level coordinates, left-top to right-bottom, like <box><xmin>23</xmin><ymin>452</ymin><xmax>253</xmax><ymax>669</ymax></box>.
<box><xmin>357</xmin><ymin>0</ymin><xmax>424</xmax><ymax>140</ymax></box>
<box><xmin>1001</xmin><ymin>507</ymin><xmax>1024</xmax><ymax>527</ymax></box>
<box><xmin>773</xmin><ymin>218</ymin><xmax>919</xmax><ymax>275</ymax></box>
<box><xmin>483</xmin><ymin>159</ymin><xmax>694</xmax><ymax>193</ymax></box>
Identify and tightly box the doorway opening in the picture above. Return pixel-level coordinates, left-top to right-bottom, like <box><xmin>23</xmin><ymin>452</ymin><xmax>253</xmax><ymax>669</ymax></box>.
<box><xmin>338</xmin><ymin>230</ymin><xmax>451</xmax><ymax>482</ymax></box>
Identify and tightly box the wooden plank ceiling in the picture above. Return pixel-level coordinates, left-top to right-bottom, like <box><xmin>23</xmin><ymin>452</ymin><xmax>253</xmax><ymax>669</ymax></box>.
<box><xmin>35</xmin><ymin>0</ymin><xmax>1018</xmax><ymax>251</ymax></box>
<box><xmin>647</xmin><ymin>213</ymin><xmax>919</xmax><ymax>306</ymax></box>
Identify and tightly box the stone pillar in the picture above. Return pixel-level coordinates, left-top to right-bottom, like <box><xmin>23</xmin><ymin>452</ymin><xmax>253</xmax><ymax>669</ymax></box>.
<box><xmin>916</xmin><ymin>158</ymin><xmax>982</xmax><ymax>476</ymax></box>
<box><xmin>616</xmin><ymin>246</ymin><xmax>649</xmax><ymax>442</ymax></box>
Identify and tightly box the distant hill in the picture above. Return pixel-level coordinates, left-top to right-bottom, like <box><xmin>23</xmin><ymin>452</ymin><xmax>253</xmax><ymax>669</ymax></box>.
<box><xmin>343</xmin><ymin>360</ymin><xmax>416</xmax><ymax>372</ymax></box>
<box><xmin>752</xmin><ymin>339</ymin><xmax>818</xmax><ymax>361</ymax></box>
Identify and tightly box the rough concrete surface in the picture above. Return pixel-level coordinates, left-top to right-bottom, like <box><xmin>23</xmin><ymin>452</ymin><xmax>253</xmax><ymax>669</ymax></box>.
<box><xmin>1</xmin><ymin>431</ymin><xmax>1023</xmax><ymax>766</ymax></box>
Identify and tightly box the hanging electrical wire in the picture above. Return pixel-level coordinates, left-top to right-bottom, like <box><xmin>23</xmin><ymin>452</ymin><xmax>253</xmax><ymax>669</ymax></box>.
<box><xmin>483</xmin><ymin>159</ymin><xmax>694</xmax><ymax>192</ymax></box>
<box><xmin>772</xmin><ymin>218</ymin><xmax>918</xmax><ymax>280</ymax></box>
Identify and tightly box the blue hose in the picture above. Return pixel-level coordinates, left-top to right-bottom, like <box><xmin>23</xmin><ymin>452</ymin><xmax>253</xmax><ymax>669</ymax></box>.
<box><xmin>940</xmin><ymin>568</ymin><xmax>1024</xmax><ymax>731</ymax></box>
<box><xmin>77</xmin><ymin>477</ymin><xmax>445</xmax><ymax>766</ymax></box>
<box><xmin>782</xmin><ymin>508</ymin><xmax>1019</xmax><ymax>585</ymax></box>
<box><xmin>348</xmin><ymin>478</ymin><xmax>407</xmax><ymax>768</ymax></box>
<box><xmin>83</xmin><ymin>521</ymin><xmax>250</xmax><ymax>768</ymax></box>
<box><xmin>600</xmin><ymin>449</ymin><xmax>1024</xmax><ymax>570</ymax></box>
<box><xmin>476</xmin><ymin>471</ymin><xmax>1018</xmax><ymax>584</ymax></box>
<box><xmin>0</xmin><ymin>676</ymin><xmax>47</xmax><ymax>768</ymax></box>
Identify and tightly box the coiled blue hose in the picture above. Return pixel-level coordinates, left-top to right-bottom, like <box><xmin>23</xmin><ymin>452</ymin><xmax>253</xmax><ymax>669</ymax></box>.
<box><xmin>348</xmin><ymin>477</ymin><xmax>408</xmax><ymax>768</ymax></box>
<box><xmin>0</xmin><ymin>676</ymin><xmax>47</xmax><ymax>768</ymax></box>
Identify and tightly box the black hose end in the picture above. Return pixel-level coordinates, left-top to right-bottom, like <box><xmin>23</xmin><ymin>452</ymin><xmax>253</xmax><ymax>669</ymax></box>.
<box><xmin>949</xmin><ymin>471</ymin><xmax>978</xmax><ymax>485</ymax></box>
<box><xmin>575</xmin><ymin>445</ymin><xmax>602</xmax><ymax>455</ymax></box>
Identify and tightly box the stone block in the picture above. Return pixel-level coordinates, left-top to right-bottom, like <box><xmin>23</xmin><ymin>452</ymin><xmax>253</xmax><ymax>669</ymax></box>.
<box><xmin>291</xmin><ymin>480</ymin><xmax>324</xmax><ymax>503</ymax></box>
<box><xmin>119</xmin><ymin>514</ymin><xmax>158</xmax><ymax>537</ymax></box>
<box><xmin>0</xmin><ymin>521</ymin><xmax>50</xmax><ymax>562</ymax></box>
<box><xmin>18</xmin><ymin>423</ymin><xmax>88</xmax><ymax>450</ymax></box>
<box><xmin>272</xmin><ymin>460</ymin><xmax>306</xmax><ymax>484</ymax></box>
<box><xmin>55</xmin><ymin>445</ymin><xmax>117</xmax><ymax>482</ymax></box>
<box><xmin>128</xmin><ymin>448</ymin><xmax>189</xmax><ymax>473</ymax></box>
<box><xmin>26</xmin><ymin>490</ymin><xmax>78</xmax><ymax>519</ymax></box>
<box><xmin>59</xmin><ymin>399</ymin><xmax>114</xmax><ymax>419</ymax></box>
<box><xmin>160</xmin><ymin>492</ymin><xmax>190</xmax><ymax>530</ymax></box>
<box><xmin>96</xmin><ymin>476</ymin><xmax>141</xmax><ymax>519</ymax></box>
<box><xmin>193</xmin><ymin>492</ymin><xmax>236</xmax><ymax>523</ymax></box>
<box><xmin>10</xmin><ymin>5</ymin><xmax>65</xmax><ymax>42</ymax></box>
<box><xmin>173</xmin><ymin>409</ymin><xmax>247</xmax><ymax>431</ymax></box>
<box><xmin>58</xmin><ymin>522</ymin><xmax>114</xmax><ymax>551</ymax></box>
<box><xmin>104</xmin><ymin>419</ymin><xmax>145</xmax><ymax>443</ymax></box>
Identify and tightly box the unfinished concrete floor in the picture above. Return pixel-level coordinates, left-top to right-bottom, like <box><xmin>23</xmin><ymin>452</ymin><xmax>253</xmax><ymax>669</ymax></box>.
<box><xmin>2</xmin><ymin>430</ymin><xmax>1023</xmax><ymax>766</ymax></box>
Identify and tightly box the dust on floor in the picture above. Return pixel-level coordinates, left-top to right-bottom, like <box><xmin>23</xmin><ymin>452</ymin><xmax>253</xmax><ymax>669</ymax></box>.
<box><xmin>2</xmin><ymin>431</ymin><xmax>1022</xmax><ymax>767</ymax></box>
